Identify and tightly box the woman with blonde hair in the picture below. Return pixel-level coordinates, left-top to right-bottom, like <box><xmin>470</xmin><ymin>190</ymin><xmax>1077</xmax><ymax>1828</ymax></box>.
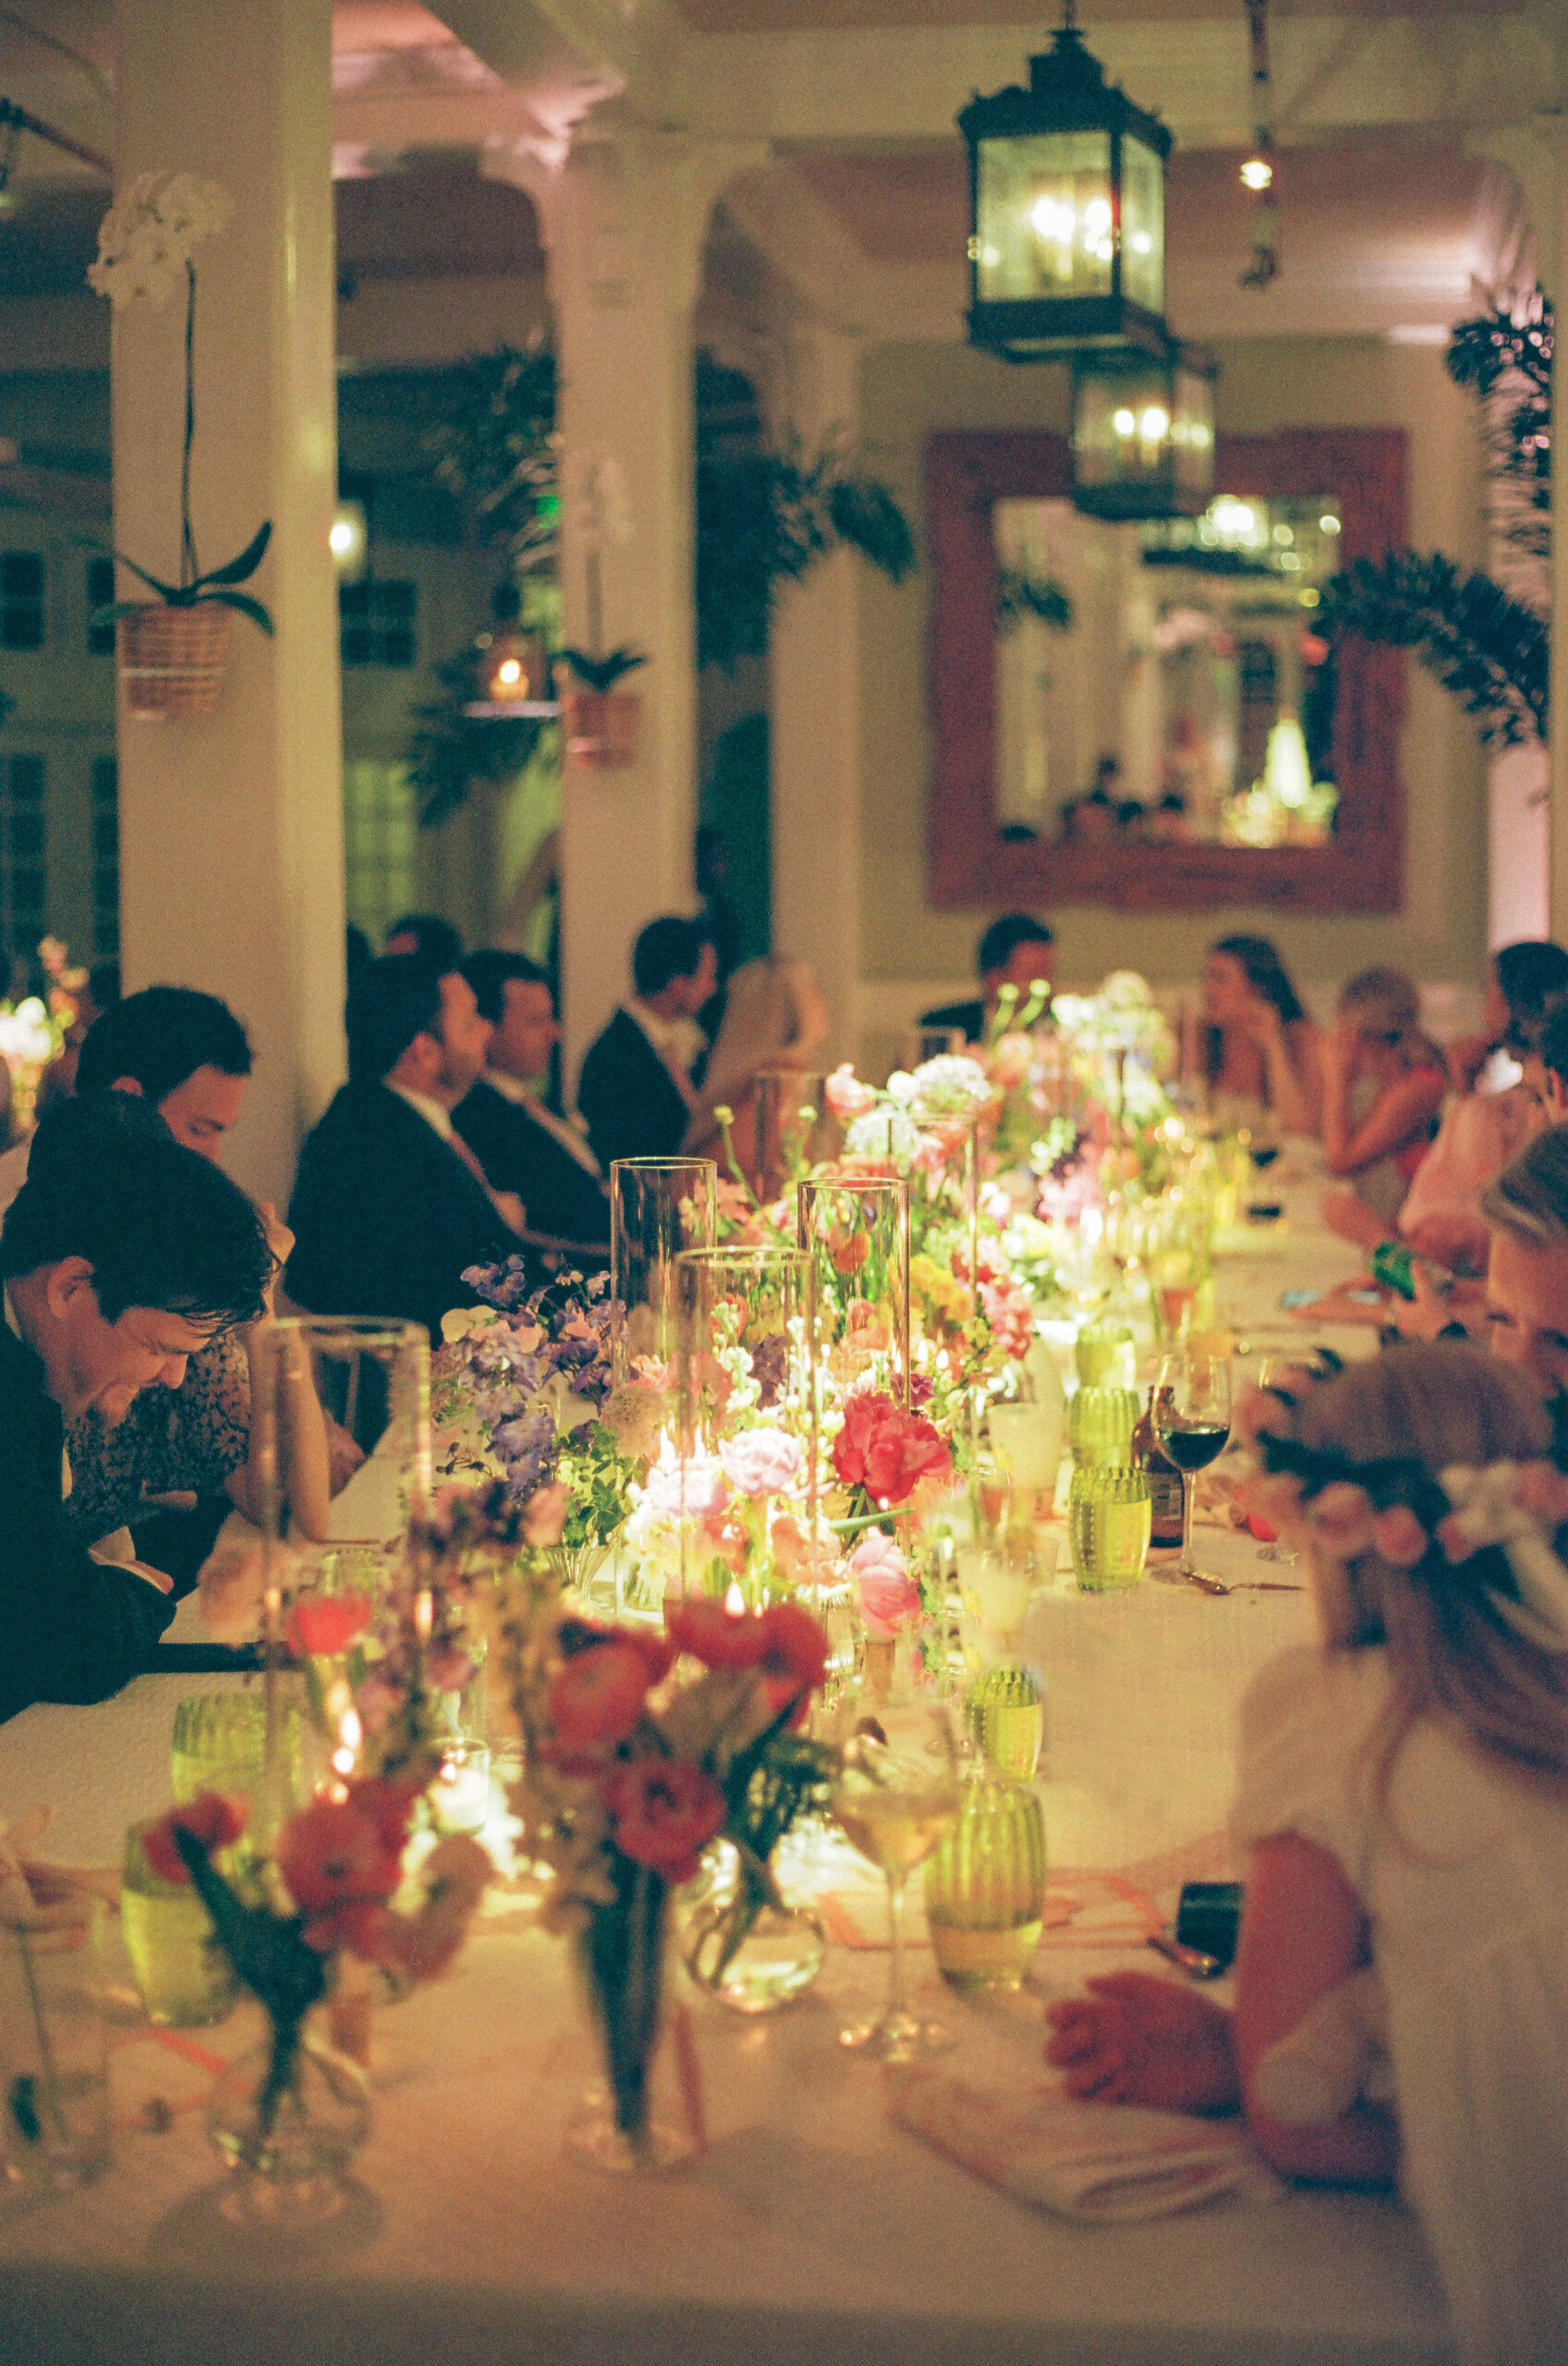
<box><xmin>1048</xmin><ymin>1342</ymin><xmax>1568</xmax><ymax>2364</ymax></box>
<box><xmin>681</xmin><ymin>957</ymin><xmax>829</xmax><ymax>1188</ymax></box>
<box><xmin>1320</xmin><ymin>966</ymin><xmax>1447</xmax><ymax>1235</ymax></box>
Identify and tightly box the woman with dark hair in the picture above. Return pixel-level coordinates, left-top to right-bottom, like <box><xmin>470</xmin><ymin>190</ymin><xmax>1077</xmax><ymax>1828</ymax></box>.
<box><xmin>1450</xmin><ymin>940</ymin><xmax>1568</xmax><ymax>1096</ymax></box>
<box><xmin>1200</xmin><ymin>933</ymin><xmax>1323</xmax><ymax>1137</ymax></box>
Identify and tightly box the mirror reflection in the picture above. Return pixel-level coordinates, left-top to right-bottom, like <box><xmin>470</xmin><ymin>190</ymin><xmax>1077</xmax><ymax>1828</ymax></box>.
<box><xmin>992</xmin><ymin>493</ymin><xmax>1344</xmax><ymax>852</ymax></box>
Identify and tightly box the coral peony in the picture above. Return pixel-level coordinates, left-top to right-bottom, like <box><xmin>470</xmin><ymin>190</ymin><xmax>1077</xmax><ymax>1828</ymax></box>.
<box><xmin>275</xmin><ymin>1796</ymin><xmax>402</xmax><ymax>1920</ymax></box>
<box><xmin>719</xmin><ymin>1425</ymin><xmax>803</xmax><ymax>1497</ymax></box>
<box><xmin>851</xmin><ymin>1530</ymin><xmax>922</xmax><ymax>1638</ymax></box>
<box><xmin>286</xmin><ymin>1591</ymin><xmax>372</xmax><ymax>1659</ymax></box>
<box><xmin>756</xmin><ymin>1601</ymin><xmax>830</xmax><ymax>1703</ymax></box>
<box><xmin>833</xmin><ymin>1391</ymin><xmax>953</xmax><ymax>1506</ymax></box>
<box><xmin>141</xmin><ymin>1791</ymin><xmax>248</xmax><ymax>1885</ymax></box>
<box><xmin>603</xmin><ymin>1759</ymin><xmax>727</xmax><ymax>1885</ymax></box>
<box><xmin>550</xmin><ymin>1640</ymin><xmax>652</xmax><ymax>1750</ymax></box>
<box><xmin>665</xmin><ymin>1594</ymin><xmax>767</xmax><ymax>1669</ymax></box>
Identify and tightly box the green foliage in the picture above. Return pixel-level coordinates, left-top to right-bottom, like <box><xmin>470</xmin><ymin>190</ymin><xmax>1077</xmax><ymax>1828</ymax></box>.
<box><xmin>1317</xmin><ymin>553</ymin><xmax>1547</xmax><ymax>748</ymax></box>
<box><xmin>1319</xmin><ymin>287</ymin><xmax>1551</xmax><ymax>742</ymax></box>
<box><xmin>1445</xmin><ymin>297</ymin><xmax>1551</xmax><ymax>568</ymax></box>
<box><xmin>82</xmin><ymin>520</ymin><xmax>274</xmax><ymax>635</ymax></box>
<box><xmin>424</xmin><ymin>345</ymin><xmax>559</xmax><ymax>571</ymax></box>
<box><xmin>696</xmin><ymin>439</ymin><xmax>917</xmax><ymax>672</ymax></box>
<box><xmin>995</xmin><ymin>566</ymin><xmax>1073</xmax><ymax>637</ymax></box>
<box><xmin>407</xmin><ymin>643</ymin><xmax>552</xmax><ymax>829</ymax></box>
<box><xmin>558</xmin><ymin>646</ymin><xmax>647</xmax><ymax>693</ymax></box>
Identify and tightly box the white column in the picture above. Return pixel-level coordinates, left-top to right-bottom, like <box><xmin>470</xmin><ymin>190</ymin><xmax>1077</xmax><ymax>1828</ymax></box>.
<box><xmin>1550</xmin><ymin>123</ymin><xmax>1568</xmax><ymax>940</ymax></box>
<box><xmin>111</xmin><ymin>0</ymin><xmax>344</xmax><ymax>1209</ymax></box>
<box><xmin>503</xmin><ymin>135</ymin><xmax>756</xmax><ymax>1090</ymax></box>
<box><xmin>768</xmin><ymin>323</ymin><xmax>865</xmax><ymax>1070</ymax></box>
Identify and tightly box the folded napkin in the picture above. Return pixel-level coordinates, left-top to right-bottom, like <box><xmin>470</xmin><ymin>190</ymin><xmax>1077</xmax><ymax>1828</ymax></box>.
<box><xmin>890</xmin><ymin>2067</ymin><xmax>1283</xmax><ymax>2224</ymax></box>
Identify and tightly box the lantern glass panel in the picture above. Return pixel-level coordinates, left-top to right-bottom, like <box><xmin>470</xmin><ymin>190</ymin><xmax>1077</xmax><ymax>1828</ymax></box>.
<box><xmin>1073</xmin><ymin>360</ymin><xmax>1173</xmax><ymax>495</ymax></box>
<box><xmin>1120</xmin><ymin>136</ymin><xmax>1164</xmax><ymax>314</ymax></box>
<box><xmin>977</xmin><ymin>131</ymin><xmax>1112</xmax><ymax>302</ymax></box>
<box><xmin>1171</xmin><ymin>363</ymin><xmax>1214</xmax><ymax>501</ymax></box>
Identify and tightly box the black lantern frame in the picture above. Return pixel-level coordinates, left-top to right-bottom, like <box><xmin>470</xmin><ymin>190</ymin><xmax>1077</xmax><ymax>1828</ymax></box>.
<box><xmin>958</xmin><ymin>18</ymin><xmax>1173</xmax><ymax>363</ymax></box>
<box><xmin>1070</xmin><ymin>337</ymin><xmax>1217</xmax><ymax>520</ymax></box>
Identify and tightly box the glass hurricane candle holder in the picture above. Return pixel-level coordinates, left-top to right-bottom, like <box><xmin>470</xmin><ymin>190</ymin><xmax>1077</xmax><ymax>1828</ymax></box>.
<box><xmin>249</xmin><ymin>1318</ymin><xmax>430</xmax><ymax>1830</ymax></box>
<box><xmin>672</xmin><ymin>1246</ymin><xmax>812</xmax><ymax>1604</ymax></box>
<box><xmin>798</xmin><ymin>1174</ymin><xmax>911</xmax><ymax>1406</ymax></box>
<box><xmin>609</xmin><ymin>1158</ymin><xmax>719</xmax><ymax>1385</ymax></box>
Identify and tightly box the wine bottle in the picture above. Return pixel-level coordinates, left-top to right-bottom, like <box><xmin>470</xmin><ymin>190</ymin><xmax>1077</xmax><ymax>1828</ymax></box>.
<box><xmin>1132</xmin><ymin>1386</ymin><xmax>1185</xmax><ymax>1547</ymax></box>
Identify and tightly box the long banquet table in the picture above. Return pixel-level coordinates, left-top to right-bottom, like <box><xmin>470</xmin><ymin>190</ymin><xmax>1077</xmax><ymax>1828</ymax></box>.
<box><xmin>0</xmin><ymin>1184</ymin><xmax>1457</xmax><ymax>2365</ymax></box>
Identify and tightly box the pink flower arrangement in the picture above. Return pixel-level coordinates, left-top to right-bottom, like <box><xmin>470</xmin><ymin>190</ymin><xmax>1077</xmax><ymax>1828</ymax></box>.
<box><xmin>719</xmin><ymin>1426</ymin><xmax>804</xmax><ymax>1497</ymax></box>
<box><xmin>851</xmin><ymin>1530</ymin><xmax>922</xmax><ymax>1638</ymax></box>
<box><xmin>641</xmin><ymin>1435</ymin><xmax>728</xmax><ymax>1518</ymax></box>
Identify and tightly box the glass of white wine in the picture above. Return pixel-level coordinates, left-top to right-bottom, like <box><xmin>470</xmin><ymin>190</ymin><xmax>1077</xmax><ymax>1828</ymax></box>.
<box><xmin>833</xmin><ymin>1694</ymin><xmax>961</xmax><ymax>2059</ymax></box>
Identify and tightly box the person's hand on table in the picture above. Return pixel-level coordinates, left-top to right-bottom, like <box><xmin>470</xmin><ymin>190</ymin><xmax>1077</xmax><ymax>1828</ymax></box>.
<box><xmin>1045</xmin><ymin>1971</ymin><xmax>1240</xmax><ymax>2114</ymax></box>
<box><xmin>196</xmin><ymin>1529</ymin><xmax>269</xmax><ymax>1642</ymax></box>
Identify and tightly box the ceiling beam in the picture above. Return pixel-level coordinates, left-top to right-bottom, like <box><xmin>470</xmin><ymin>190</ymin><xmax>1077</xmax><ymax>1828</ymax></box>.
<box><xmin>656</xmin><ymin>13</ymin><xmax>1562</xmax><ymax>148</ymax></box>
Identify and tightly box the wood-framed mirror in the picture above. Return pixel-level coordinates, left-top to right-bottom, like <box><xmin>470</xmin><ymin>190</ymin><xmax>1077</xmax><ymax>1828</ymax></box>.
<box><xmin>927</xmin><ymin>426</ymin><xmax>1405</xmax><ymax>912</ymax></box>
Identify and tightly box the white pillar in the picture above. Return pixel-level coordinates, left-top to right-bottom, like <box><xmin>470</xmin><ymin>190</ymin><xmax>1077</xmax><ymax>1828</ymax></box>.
<box><xmin>111</xmin><ymin>0</ymin><xmax>344</xmax><ymax>1209</ymax></box>
<box><xmin>1550</xmin><ymin>123</ymin><xmax>1568</xmax><ymax>940</ymax></box>
<box><xmin>503</xmin><ymin>135</ymin><xmax>757</xmax><ymax>1090</ymax></box>
<box><xmin>768</xmin><ymin>323</ymin><xmax>866</xmax><ymax>1070</ymax></box>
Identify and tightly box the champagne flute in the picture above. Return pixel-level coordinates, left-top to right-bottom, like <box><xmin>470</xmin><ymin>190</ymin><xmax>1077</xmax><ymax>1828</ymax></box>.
<box><xmin>1154</xmin><ymin>1349</ymin><xmax>1233</xmax><ymax>1588</ymax></box>
<box><xmin>833</xmin><ymin>1694</ymin><xmax>961</xmax><ymax>2059</ymax></box>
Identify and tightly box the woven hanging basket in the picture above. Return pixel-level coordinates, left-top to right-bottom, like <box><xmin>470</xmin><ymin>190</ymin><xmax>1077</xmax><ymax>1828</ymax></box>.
<box><xmin>561</xmin><ymin>689</ymin><xmax>640</xmax><ymax>770</ymax></box>
<box><xmin>118</xmin><ymin>604</ymin><xmax>232</xmax><ymax>722</ymax></box>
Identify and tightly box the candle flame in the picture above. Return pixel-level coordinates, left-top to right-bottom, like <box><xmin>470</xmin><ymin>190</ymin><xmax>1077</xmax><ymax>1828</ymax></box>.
<box><xmin>723</xmin><ymin>1580</ymin><xmax>746</xmax><ymax>1616</ymax></box>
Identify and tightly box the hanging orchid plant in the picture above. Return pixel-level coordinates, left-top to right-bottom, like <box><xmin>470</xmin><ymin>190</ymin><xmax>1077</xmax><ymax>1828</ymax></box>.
<box><xmin>84</xmin><ymin>171</ymin><xmax>273</xmax><ymax>636</ymax></box>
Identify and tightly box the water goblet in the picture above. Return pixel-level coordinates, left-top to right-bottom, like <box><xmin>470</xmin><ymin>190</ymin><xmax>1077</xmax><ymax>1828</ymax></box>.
<box><xmin>833</xmin><ymin>1692</ymin><xmax>961</xmax><ymax>2060</ymax></box>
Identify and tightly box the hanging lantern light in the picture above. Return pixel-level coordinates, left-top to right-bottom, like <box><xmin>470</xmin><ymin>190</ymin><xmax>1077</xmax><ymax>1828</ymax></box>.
<box><xmin>958</xmin><ymin>2</ymin><xmax>1172</xmax><ymax>363</ymax></box>
<box><xmin>1070</xmin><ymin>336</ymin><xmax>1217</xmax><ymax>519</ymax></box>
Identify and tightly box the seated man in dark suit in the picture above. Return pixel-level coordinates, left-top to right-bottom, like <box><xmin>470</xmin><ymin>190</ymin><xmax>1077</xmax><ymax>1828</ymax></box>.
<box><xmin>0</xmin><ymin>1093</ymin><xmax>273</xmax><ymax>1723</ymax></box>
<box><xmin>454</xmin><ymin>951</ymin><xmax>610</xmax><ymax>1258</ymax></box>
<box><xmin>577</xmin><ymin>917</ymin><xmax>716</xmax><ymax>1172</ymax></box>
<box><xmin>920</xmin><ymin>912</ymin><xmax>1055</xmax><ymax>1046</ymax></box>
<box><xmin>286</xmin><ymin>957</ymin><xmax>522</xmax><ymax>1343</ymax></box>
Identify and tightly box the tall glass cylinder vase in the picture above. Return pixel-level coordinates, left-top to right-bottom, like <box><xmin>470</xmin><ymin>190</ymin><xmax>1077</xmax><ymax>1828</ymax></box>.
<box><xmin>609</xmin><ymin>1158</ymin><xmax>718</xmax><ymax>1385</ymax></box>
<box><xmin>249</xmin><ymin>1317</ymin><xmax>431</xmax><ymax>1827</ymax></box>
<box><xmin>672</xmin><ymin>1246</ymin><xmax>812</xmax><ymax>1604</ymax></box>
<box><xmin>750</xmin><ymin>1072</ymin><xmax>844</xmax><ymax>1201</ymax></box>
<box><xmin>798</xmin><ymin>1175</ymin><xmax>911</xmax><ymax>1409</ymax></box>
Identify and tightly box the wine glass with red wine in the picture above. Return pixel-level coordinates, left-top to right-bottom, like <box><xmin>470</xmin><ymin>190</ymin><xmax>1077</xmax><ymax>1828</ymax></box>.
<box><xmin>1154</xmin><ymin>1349</ymin><xmax>1233</xmax><ymax>1584</ymax></box>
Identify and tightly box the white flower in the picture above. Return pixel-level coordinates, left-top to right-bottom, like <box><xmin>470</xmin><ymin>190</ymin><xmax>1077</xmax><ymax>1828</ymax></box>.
<box><xmin>88</xmin><ymin>171</ymin><xmax>232</xmax><ymax>310</ymax></box>
<box><xmin>0</xmin><ymin>997</ymin><xmax>55</xmax><ymax>1066</ymax></box>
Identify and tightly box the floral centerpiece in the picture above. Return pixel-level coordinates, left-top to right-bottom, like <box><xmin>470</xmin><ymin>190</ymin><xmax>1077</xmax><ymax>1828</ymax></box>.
<box><xmin>434</xmin><ymin>1263</ymin><xmax>651</xmax><ymax>1593</ymax></box>
<box><xmin>140</xmin><ymin>1781</ymin><xmax>489</xmax><ymax>2207</ymax></box>
<box><xmin>500</xmin><ymin>1579</ymin><xmax>833</xmax><ymax>2157</ymax></box>
<box><xmin>86</xmin><ymin>172</ymin><xmax>273</xmax><ymax>717</ymax></box>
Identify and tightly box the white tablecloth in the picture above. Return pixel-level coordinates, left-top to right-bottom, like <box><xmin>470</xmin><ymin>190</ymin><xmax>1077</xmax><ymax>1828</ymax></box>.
<box><xmin>0</xmin><ymin>1199</ymin><xmax>1454</xmax><ymax>2364</ymax></box>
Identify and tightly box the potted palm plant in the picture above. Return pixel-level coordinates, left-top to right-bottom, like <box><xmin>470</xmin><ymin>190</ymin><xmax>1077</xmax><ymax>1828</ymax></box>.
<box><xmin>86</xmin><ymin>173</ymin><xmax>273</xmax><ymax>721</ymax></box>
